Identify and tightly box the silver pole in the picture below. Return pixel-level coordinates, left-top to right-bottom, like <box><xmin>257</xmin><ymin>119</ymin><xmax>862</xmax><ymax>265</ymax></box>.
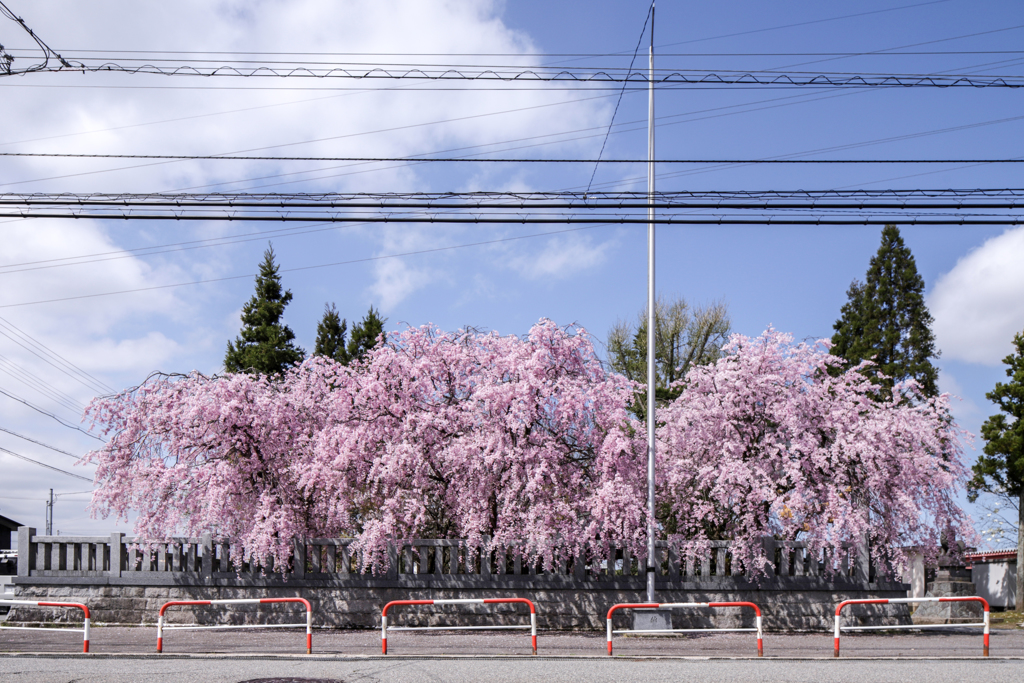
<box><xmin>645</xmin><ymin>1</ymin><xmax>657</xmax><ymax>604</ymax></box>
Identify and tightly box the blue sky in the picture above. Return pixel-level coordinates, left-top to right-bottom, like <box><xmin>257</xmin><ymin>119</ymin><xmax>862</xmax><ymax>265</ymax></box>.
<box><xmin>1</xmin><ymin>0</ymin><xmax>1022</xmax><ymax>543</ymax></box>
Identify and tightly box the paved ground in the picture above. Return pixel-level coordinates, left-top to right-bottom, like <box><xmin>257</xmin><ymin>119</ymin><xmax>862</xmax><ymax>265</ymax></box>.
<box><xmin>0</xmin><ymin>625</ymin><xmax>1019</xmax><ymax>657</ymax></box>
<box><xmin>2</xmin><ymin>656</ymin><xmax>1024</xmax><ymax>683</ymax></box>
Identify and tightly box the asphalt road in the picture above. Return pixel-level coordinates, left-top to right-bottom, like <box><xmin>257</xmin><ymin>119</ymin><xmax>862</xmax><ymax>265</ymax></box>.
<box><xmin>2</xmin><ymin>626</ymin><xmax>1019</xmax><ymax>657</ymax></box>
<box><xmin>3</xmin><ymin>629</ymin><xmax>1023</xmax><ymax>682</ymax></box>
<box><xmin>2</xmin><ymin>657</ymin><xmax>1024</xmax><ymax>683</ymax></box>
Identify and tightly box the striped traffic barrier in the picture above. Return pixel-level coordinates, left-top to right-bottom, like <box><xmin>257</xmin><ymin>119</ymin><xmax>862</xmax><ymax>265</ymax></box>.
<box><xmin>381</xmin><ymin>598</ymin><xmax>538</xmax><ymax>655</ymax></box>
<box><xmin>0</xmin><ymin>600</ymin><xmax>91</xmax><ymax>653</ymax></box>
<box><xmin>606</xmin><ymin>602</ymin><xmax>763</xmax><ymax>656</ymax></box>
<box><xmin>156</xmin><ymin>598</ymin><xmax>313</xmax><ymax>654</ymax></box>
<box><xmin>834</xmin><ymin>596</ymin><xmax>990</xmax><ymax>657</ymax></box>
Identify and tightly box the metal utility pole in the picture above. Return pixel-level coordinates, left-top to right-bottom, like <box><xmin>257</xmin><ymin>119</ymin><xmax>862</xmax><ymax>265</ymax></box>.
<box><xmin>45</xmin><ymin>488</ymin><xmax>53</xmax><ymax>535</ymax></box>
<box><xmin>645</xmin><ymin>1</ymin><xmax>657</xmax><ymax>604</ymax></box>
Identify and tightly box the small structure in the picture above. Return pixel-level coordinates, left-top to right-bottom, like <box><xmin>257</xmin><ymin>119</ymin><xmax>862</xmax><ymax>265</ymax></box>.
<box><xmin>967</xmin><ymin>549</ymin><xmax>1018</xmax><ymax>610</ymax></box>
<box><xmin>0</xmin><ymin>514</ymin><xmax>20</xmax><ymax>554</ymax></box>
<box><xmin>0</xmin><ymin>514</ymin><xmax>22</xmax><ymax>600</ymax></box>
<box><xmin>912</xmin><ymin>539</ymin><xmax>982</xmax><ymax>624</ymax></box>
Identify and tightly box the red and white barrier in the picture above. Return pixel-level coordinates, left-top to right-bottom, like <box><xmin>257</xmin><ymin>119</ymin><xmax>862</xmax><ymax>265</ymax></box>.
<box><xmin>834</xmin><ymin>596</ymin><xmax>990</xmax><ymax>657</ymax></box>
<box><xmin>381</xmin><ymin>598</ymin><xmax>537</xmax><ymax>655</ymax></box>
<box><xmin>0</xmin><ymin>600</ymin><xmax>91</xmax><ymax>653</ymax></box>
<box><xmin>156</xmin><ymin>598</ymin><xmax>313</xmax><ymax>654</ymax></box>
<box><xmin>605</xmin><ymin>602</ymin><xmax>763</xmax><ymax>657</ymax></box>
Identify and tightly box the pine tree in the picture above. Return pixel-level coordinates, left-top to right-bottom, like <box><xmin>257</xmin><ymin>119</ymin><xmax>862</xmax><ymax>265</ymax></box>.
<box><xmin>346</xmin><ymin>306</ymin><xmax>386</xmax><ymax>363</ymax></box>
<box><xmin>968</xmin><ymin>330</ymin><xmax>1024</xmax><ymax>611</ymax></box>
<box><xmin>224</xmin><ymin>245</ymin><xmax>305</xmax><ymax>375</ymax></box>
<box><xmin>313</xmin><ymin>303</ymin><xmax>349</xmax><ymax>365</ymax></box>
<box><xmin>831</xmin><ymin>225</ymin><xmax>940</xmax><ymax>397</ymax></box>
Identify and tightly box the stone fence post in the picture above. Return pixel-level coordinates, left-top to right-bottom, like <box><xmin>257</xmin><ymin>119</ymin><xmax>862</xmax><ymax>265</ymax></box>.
<box><xmin>201</xmin><ymin>533</ymin><xmax>213</xmax><ymax>577</ymax></box>
<box><xmin>109</xmin><ymin>532</ymin><xmax>124</xmax><ymax>577</ymax></box>
<box><xmin>855</xmin><ymin>534</ymin><xmax>871</xmax><ymax>583</ymax></box>
<box><xmin>16</xmin><ymin>526</ymin><xmax>34</xmax><ymax>577</ymax></box>
<box><xmin>291</xmin><ymin>537</ymin><xmax>305</xmax><ymax>579</ymax></box>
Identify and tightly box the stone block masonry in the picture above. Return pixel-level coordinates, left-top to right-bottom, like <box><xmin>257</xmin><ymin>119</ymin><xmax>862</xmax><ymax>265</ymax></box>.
<box><xmin>10</xmin><ymin>527</ymin><xmax>910</xmax><ymax>631</ymax></box>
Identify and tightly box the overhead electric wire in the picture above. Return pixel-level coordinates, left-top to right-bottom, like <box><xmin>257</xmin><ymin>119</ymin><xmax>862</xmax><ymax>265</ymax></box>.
<box><xmin>0</xmin><ymin>0</ymin><xmax>71</xmax><ymax>75</ymax></box>
<box><xmin>179</xmin><ymin>90</ymin><xmax>871</xmax><ymax>193</ymax></box>
<box><xmin>0</xmin><ymin>425</ymin><xmax>81</xmax><ymax>459</ymax></box>
<box><xmin>0</xmin><ymin>385</ymin><xmax>103</xmax><ymax>440</ymax></box>
<box><xmin>751</xmin><ymin>23</ymin><xmax>1024</xmax><ymax>75</ymax></box>
<box><xmin>0</xmin><ymin>353</ymin><xmax>86</xmax><ymax>413</ymax></box>
<box><xmin>2</xmin><ymin>210</ymin><xmax>1021</xmax><ymax>226</ymax></box>
<box><xmin>0</xmin><ymin>445</ymin><xmax>92</xmax><ymax>482</ymax></box>
<box><xmin>572</xmin><ymin>112</ymin><xmax>1024</xmax><ymax>194</ymax></box>
<box><xmin>0</xmin><ymin>220</ymin><xmax>360</xmax><ymax>275</ymax></box>
<box><xmin>0</xmin><ymin>224</ymin><xmax>613</xmax><ymax>310</ymax></box>
<box><xmin>19</xmin><ymin>49</ymin><xmax>1024</xmax><ymax>58</ymax></box>
<box><xmin>587</xmin><ymin>2</ymin><xmax>652</xmax><ymax>195</ymax></box>
<box><xmin>0</xmin><ymin>88</ymin><xmax>634</xmax><ymax>189</ymax></box>
<box><xmin>12</xmin><ymin>60</ymin><xmax>1024</xmax><ymax>87</ymax></box>
<box><xmin>0</xmin><ymin>316</ymin><xmax>113</xmax><ymax>394</ymax></box>
<box><xmin>5</xmin><ymin>151</ymin><xmax>1024</xmax><ymax>164</ymax></box>
<box><xmin>0</xmin><ymin>197</ymin><xmax>1021</xmax><ymax>311</ymax></box>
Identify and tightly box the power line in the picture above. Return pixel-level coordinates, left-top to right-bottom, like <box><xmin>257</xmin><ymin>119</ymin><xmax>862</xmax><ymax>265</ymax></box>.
<box><xmin>0</xmin><ymin>445</ymin><xmax>92</xmax><ymax>482</ymax></box>
<box><xmin>13</xmin><ymin>62</ymin><xmax>1024</xmax><ymax>87</ymax></box>
<box><xmin>0</xmin><ymin>0</ymin><xmax>70</xmax><ymax>75</ymax></box>
<box><xmin>6</xmin><ymin>188</ymin><xmax>1024</xmax><ymax>204</ymax></box>
<box><xmin>3</xmin><ymin>211</ymin><xmax>1019</xmax><ymax>225</ymax></box>
<box><xmin>0</xmin><ymin>353</ymin><xmax>87</xmax><ymax>413</ymax></box>
<box><xmin>18</xmin><ymin>49</ymin><xmax>1024</xmax><ymax>58</ymax></box>
<box><xmin>0</xmin><ymin>206</ymin><xmax>1020</xmax><ymax>311</ymax></box>
<box><xmin>656</xmin><ymin>0</ymin><xmax>955</xmax><ymax>50</ymax></box>
<box><xmin>0</xmin><ymin>316</ymin><xmax>113</xmax><ymax>394</ymax></box>
<box><xmin>0</xmin><ymin>224</ymin><xmax>611</xmax><ymax>309</ymax></box>
<box><xmin>0</xmin><ymin>385</ymin><xmax>103</xmax><ymax>440</ymax></box>
<box><xmin>0</xmin><ymin>220</ymin><xmax>357</xmax><ymax>275</ymax></box>
<box><xmin>5</xmin><ymin>152</ymin><xmax>1024</xmax><ymax>164</ymax></box>
<box><xmin>0</xmin><ymin>425</ymin><xmax>80</xmax><ymax>459</ymax></box>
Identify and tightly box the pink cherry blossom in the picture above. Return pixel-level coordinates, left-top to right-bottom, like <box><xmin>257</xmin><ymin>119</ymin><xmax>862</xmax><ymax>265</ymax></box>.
<box><xmin>656</xmin><ymin>328</ymin><xmax>972</xmax><ymax>576</ymax></box>
<box><xmin>83</xmin><ymin>322</ymin><xmax>971</xmax><ymax>579</ymax></box>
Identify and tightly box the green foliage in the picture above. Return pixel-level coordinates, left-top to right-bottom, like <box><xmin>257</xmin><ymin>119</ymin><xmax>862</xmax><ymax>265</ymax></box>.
<box><xmin>607</xmin><ymin>295</ymin><xmax>730</xmax><ymax>420</ymax></box>
<box><xmin>969</xmin><ymin>330</ymin><xmax>1024</xmax><ymax>501</ymax></box>
<box><xmin>830</xmin><ymin>225</ymin><xmax>940</xmax><ymax>397</ymax></box>
<box><xmin>346</xmin><ymin>306</ymin><xmax>387</xmax><ymax>364</ymax></box>
<box><xmin>313</xmin><ymin>303</ymin><xmax>349</xmax><ymax>365</ymax></box>
<box><xmin>224</xmin><ymin>245</ymin><xmax>305</xmax><ymax>376</ymax></box>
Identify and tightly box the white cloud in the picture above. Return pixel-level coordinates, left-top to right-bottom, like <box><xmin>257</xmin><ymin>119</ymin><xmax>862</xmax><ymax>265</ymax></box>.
<box><xmin>929</xmin><ymin>227</ymin><xmax>1024</xmax><ymax>365</ymax></box>
<box><xmin>0</xmin><ymin>0</ymin><xmax>615</xmax><ymax>531</ymax></box>
<box><xmin>506</xmin><ymin>233</ymin><xmax>612</xmax><ymax>280</ymax></box>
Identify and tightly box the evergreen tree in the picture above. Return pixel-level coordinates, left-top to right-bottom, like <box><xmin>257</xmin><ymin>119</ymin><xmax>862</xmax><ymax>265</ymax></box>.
<box><xmin>831</xmin><ymin>225</ymin><xmax>940</xmax><ymax>397</ymax></box>
<box><xmin>313</xmin><ymin>303</ymin><xmax>349</xmax><ymax>365</ymax></box>
<box><xmin>968</xmin><ymin>329</ymin><xmax>1024</xmax><ymax>611</ymax></box>
<box><xmin>346</xmin><ymin>306</ymin><xmax>386</xmax><ymax>363</ymax></box>
<box><xmin>224</xmin><ymin>245</ymin><xmax>305</xmax><ymax>375</ymax></box>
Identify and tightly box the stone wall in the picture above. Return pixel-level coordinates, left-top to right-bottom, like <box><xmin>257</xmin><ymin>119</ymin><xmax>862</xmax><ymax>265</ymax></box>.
<box><xmin>9</xmin><ymin>527</ymin><xmax>910</xmax><ymax>631</ymax></box>
<box><xmin>9</xmin><ymin>579</ymin><xmax>911</xmax><ymax>631</ymax></box>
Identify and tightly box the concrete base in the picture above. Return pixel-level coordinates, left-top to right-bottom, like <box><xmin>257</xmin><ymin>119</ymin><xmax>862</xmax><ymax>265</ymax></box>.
<box><xmin>913</xmin><ymin>579</ymin><xmax>984</xmax><ymax>625</ymax></box>
<box><xmin>632</xmin><ymin>608</ymin><xmax>672</xmax><ymax>631</ymax></box>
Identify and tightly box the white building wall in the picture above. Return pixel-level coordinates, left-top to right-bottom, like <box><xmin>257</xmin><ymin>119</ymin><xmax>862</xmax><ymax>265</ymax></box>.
<box><xmin>972</xmin><ymin>560</ymin><xmax>1018</xmax><ymax>609</ymax></box>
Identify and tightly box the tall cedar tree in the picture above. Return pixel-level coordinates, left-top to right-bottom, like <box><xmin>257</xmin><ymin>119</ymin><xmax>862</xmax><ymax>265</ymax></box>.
<box><xmin>346</xmin><ymin>306</ymin><xmax>386</xmax><ymax>363</ymax></box>
<box><xmin>224</xmin><ymin>245</ymin><xmax>305</xmax><ymax>375</ymax></box>
<box><xmin>968</xmin><ymin>330</ymin><xmax>1024</xmax><ymax>610</ymax></box>
<box><xmin>831</xmin><ymin>225</ymin><xmax>940</xmax><ymax>397</ymax></box>
<box><xmin>313</xmin><ymin>303</ymin><xmax>349</xmax><ymax>365</ymax></box>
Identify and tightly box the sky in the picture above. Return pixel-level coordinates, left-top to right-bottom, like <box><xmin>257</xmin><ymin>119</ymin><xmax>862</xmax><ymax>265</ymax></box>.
<box><xmin>1</xmin><ymin>0</ymin><xmax>1022</xmax><ymax>545</ymax></box>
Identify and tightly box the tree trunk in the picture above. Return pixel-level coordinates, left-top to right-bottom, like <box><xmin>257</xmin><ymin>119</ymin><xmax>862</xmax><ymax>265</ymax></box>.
<box><xmin>1017</xmin><ymin>493</ymin><xmax>1023</xmax><ymax>612</ymax></box>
